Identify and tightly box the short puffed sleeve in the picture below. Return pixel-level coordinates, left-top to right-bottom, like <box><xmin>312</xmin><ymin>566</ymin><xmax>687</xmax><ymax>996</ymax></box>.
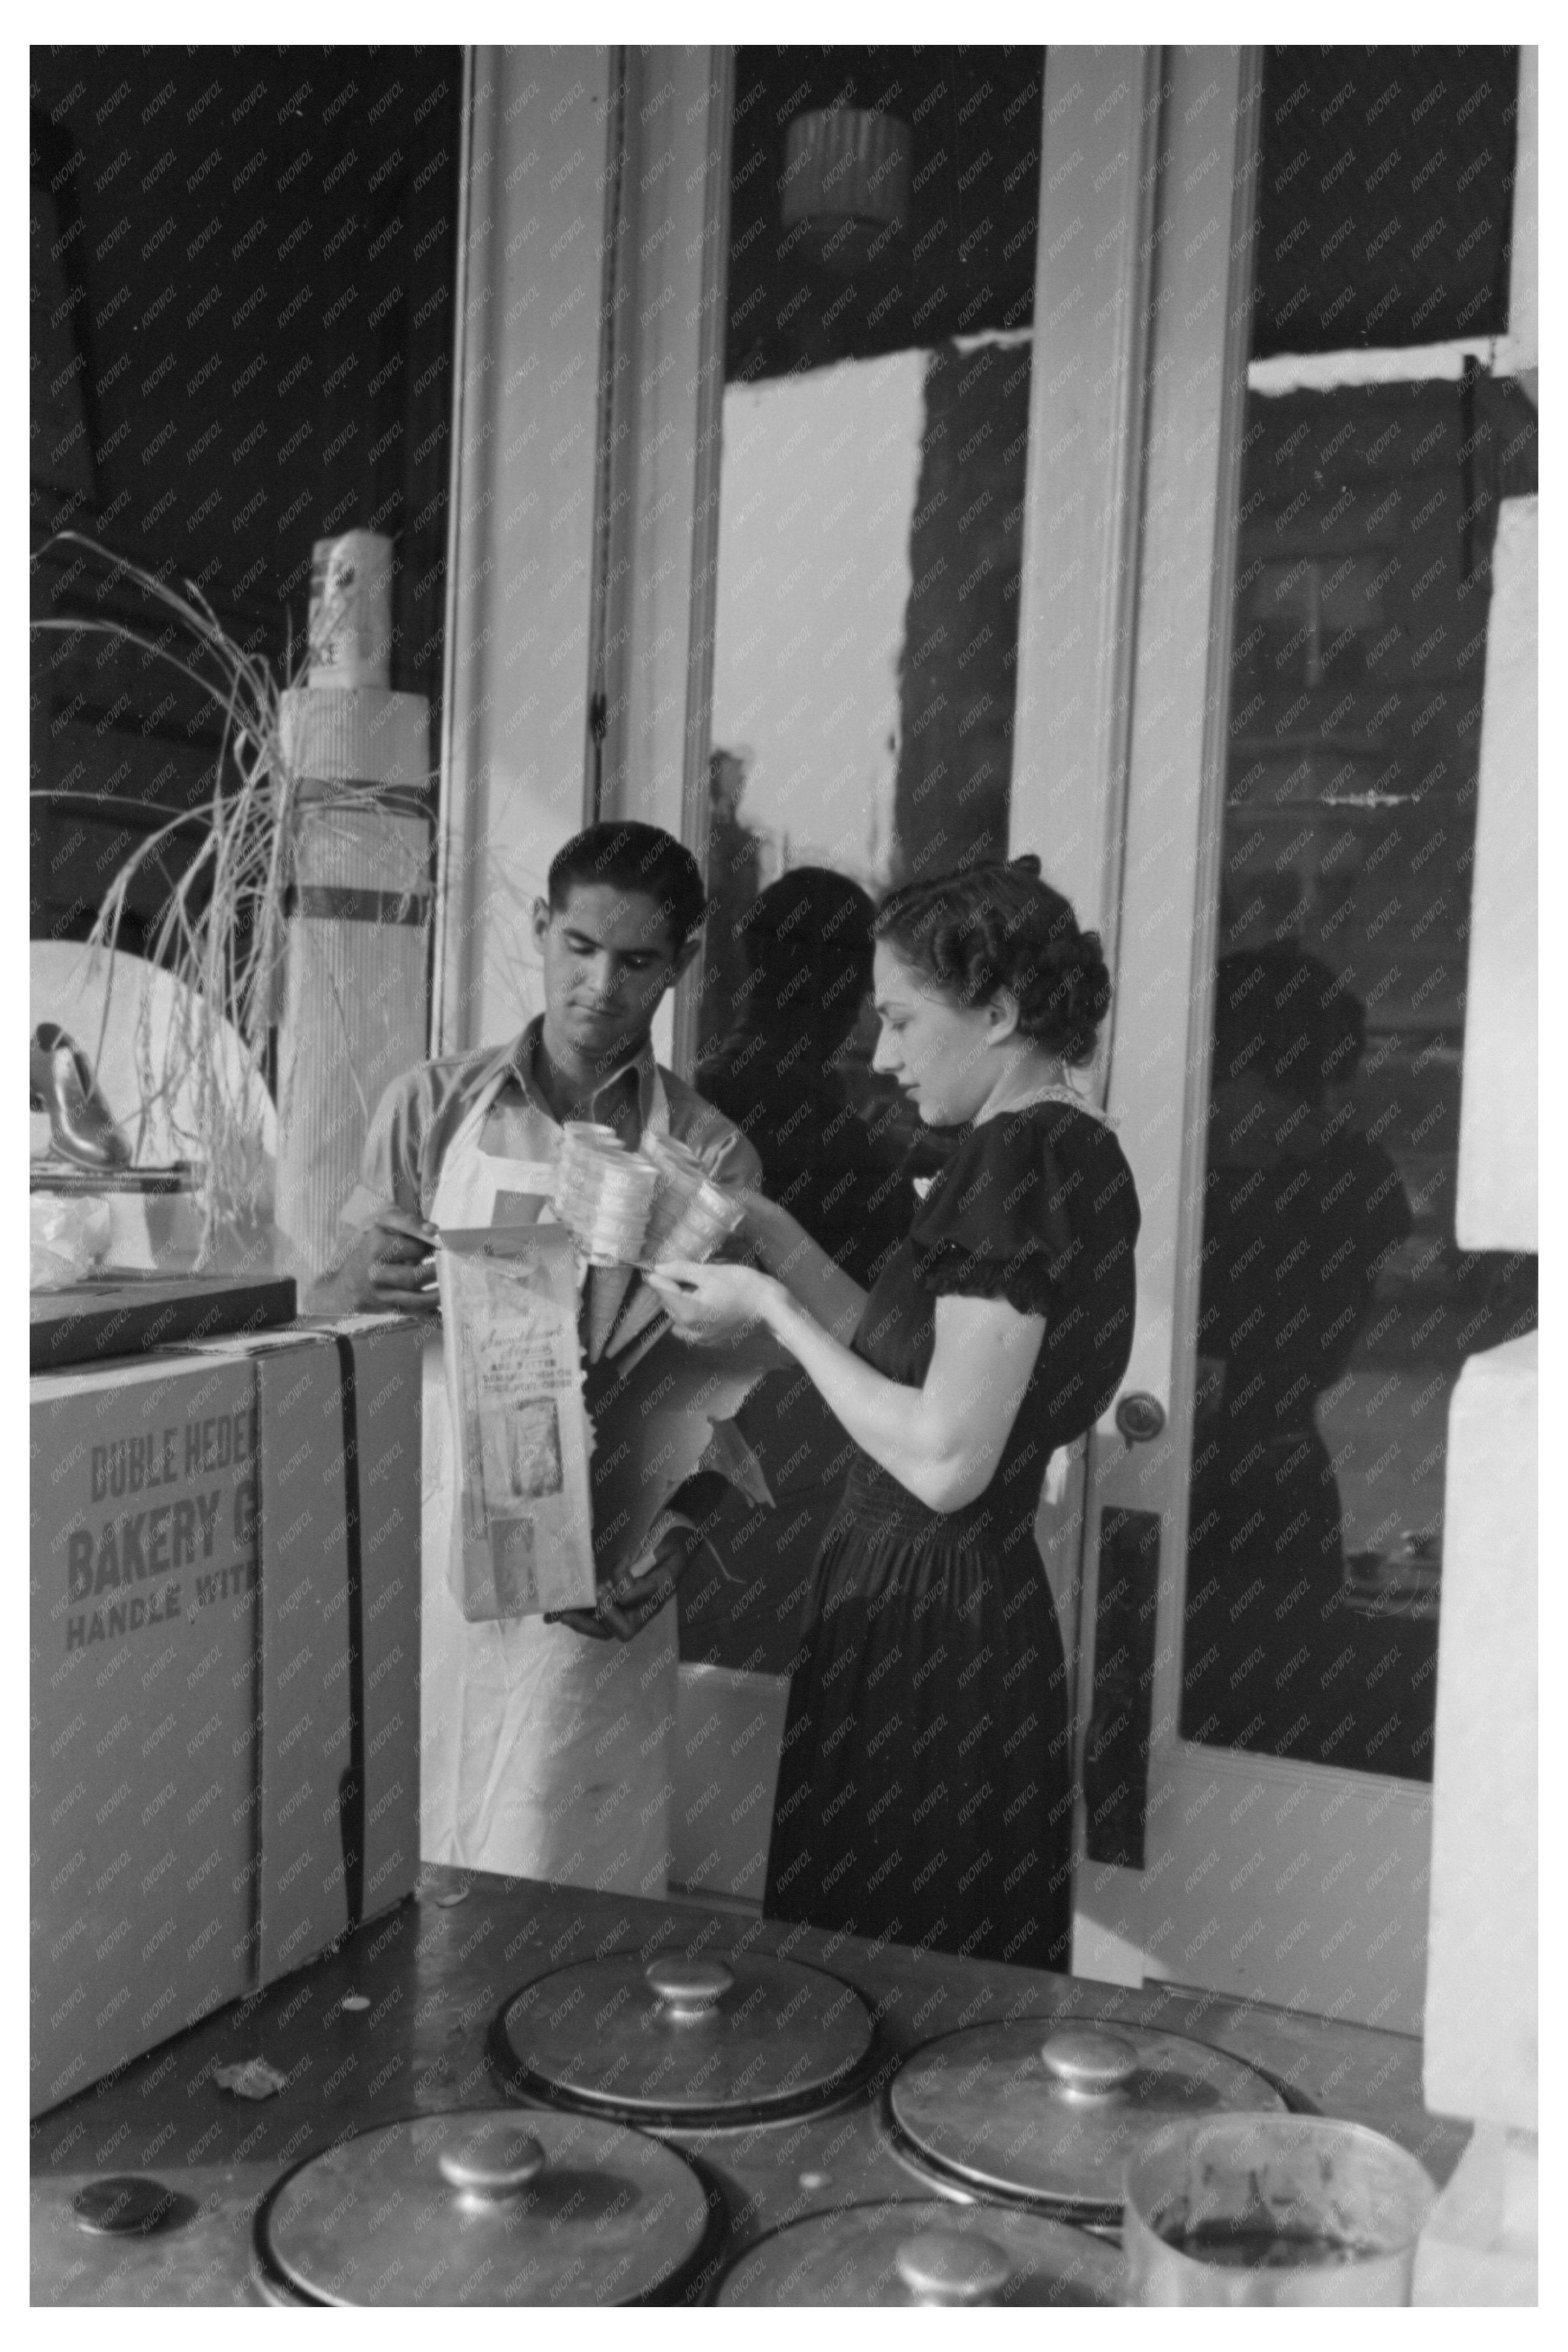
<box><xmin>908</xmin><ymin>1105</ymin><xmax>1140</xmax><ymax>1319</ymax></box>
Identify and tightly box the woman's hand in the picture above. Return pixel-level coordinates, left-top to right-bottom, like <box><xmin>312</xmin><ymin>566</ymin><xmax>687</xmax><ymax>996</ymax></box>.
<box><xmin>645</xmin><ymin>1258</ymin><xmax>779</xmax><ymax>1344</ymax></box>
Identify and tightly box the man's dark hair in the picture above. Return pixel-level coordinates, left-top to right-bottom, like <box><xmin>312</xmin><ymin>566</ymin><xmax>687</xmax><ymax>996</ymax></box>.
<box><xmin>546</xmin><ymin>822</ymin><xmax>707</xmax><ymax>949</ymax></box>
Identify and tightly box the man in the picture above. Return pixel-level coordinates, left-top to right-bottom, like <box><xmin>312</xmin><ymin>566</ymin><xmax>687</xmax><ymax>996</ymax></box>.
<box><xmin>326</xmin><ymin>822</ymin><xmax>762</xmax><ymax>1892</ymax></box>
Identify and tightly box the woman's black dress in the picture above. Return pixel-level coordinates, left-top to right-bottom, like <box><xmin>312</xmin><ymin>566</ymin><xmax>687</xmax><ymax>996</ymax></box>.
<box><xmin>763</xmin><ymin>1101</ymin><xmax>1141</xmax><ymax>1971</ymax></box>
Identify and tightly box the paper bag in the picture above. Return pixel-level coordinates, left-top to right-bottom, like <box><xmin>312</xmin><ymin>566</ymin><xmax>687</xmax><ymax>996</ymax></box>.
<box><xmin>580</xmin><ymin>1322</ymin><xmax>775</xmax><ymax>1587</ymax></box>
<box><xmin>439</xmin><ymin>1224</ymin><xmax>597</xmax><ymax>1617</ymax></box>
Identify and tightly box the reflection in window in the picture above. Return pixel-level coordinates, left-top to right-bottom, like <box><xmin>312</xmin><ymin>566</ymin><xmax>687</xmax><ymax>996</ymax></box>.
<box><xmin>699</xmin><ymin>47</ymin><xmax>1045</xmax><ymax>1006</ymax></box>
<box><xmin>1175</xmin><ymin>47</ymin><xmax>1535</xmax><ymax>1783</ymax></box>
<box><xmin>680</xmin><ymin>47</ymin><xmax>1046</xmax><ymax>1671</ymax></box>
<box><xmin>1180</xmin><ymin>372</ymin><xmax>1538</xmax><ymax>1780</ymax></box>
<box><xmin>30</xmin><ymin>53</ymin><xmax>460</xmax><ymax>955</ymax></box>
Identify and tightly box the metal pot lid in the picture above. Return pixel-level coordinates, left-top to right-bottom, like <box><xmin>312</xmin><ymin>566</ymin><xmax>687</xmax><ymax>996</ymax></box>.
<box><xmin>494</xmin><ymin>1950</ymin><xmax>874</xmax><ymax>2122</ymax></box>
<box><xmin>888</xmin><ymin>2019</ymin><xmax>1287</xmax><ymax>2214</ymax></box>
<box><xmin>715</xmin><ymin>2198</ymin><xmax>1120</xmax><ymax>2307</ymax></box>
<box><xmin>257</xmin><ymin>2109</ymin><xmax>713</xmax><ymax>2306</ymax></box>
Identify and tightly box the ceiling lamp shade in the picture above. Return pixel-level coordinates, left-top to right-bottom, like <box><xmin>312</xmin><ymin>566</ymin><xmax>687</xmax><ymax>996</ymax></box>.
<box><xmin>780</xmin><ymin>106</ymin><xmax>911</xmax><ymax>271</ymax></box>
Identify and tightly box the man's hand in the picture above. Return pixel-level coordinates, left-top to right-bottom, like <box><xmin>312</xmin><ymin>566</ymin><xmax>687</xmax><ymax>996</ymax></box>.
<box><xmin>549</xmin><ymin>1516</ymin><xmax>708</xmax><ymax>1645</ymax></box>
<box><xmin>333</xmin><ymin>1207</ymin><xmax>442</xmax><ymax>1315</ymax></box>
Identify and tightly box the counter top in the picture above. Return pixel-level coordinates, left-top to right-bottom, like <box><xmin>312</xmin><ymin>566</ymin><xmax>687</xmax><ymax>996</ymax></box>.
<box><xmin>31</xmin><ymin>1866</ymin><xmax>1470</xmax><ymax>2305</ymax></box>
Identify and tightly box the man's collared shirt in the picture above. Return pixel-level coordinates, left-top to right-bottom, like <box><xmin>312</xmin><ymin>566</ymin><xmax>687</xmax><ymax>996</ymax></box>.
<box><xmin>341</xmin><ymin>1016</ymin><xmax>762</xmax><ymax>1228</ymax></box>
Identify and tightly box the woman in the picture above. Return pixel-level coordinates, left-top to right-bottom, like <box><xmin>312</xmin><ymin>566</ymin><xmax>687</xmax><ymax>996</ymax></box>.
<box><xmin>650</xmin><ymin>857</ymin><xmax>1140</xmax><ymax>1971</ymax></box>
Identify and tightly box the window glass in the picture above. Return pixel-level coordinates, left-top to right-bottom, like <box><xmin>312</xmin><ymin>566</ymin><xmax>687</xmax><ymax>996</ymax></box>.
<box><xmin>700</xmin><ymin>44</ymin><xmax>1046</xmax><ymax>1149</ymax></box>
<box><xmin>681</xmin><ymin>45</ymin><xmax>1048</xmax><ymax>1671</ymax></box>
<box><xmin>30</xmin><ymin>51</ymin><xmax>461</xmax><ymax>953</ymax></box>
<box><xmin>1178</xmin><ymin>51</ymin><xmax>1537</xmax><ymax>1780</ymax></box>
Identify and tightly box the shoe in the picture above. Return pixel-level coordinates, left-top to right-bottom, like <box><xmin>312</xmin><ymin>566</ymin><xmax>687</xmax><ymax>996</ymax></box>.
<box><xmin>29</xmin><ymin>1022</ymin><xmax>130</xmax><ymax>1170</ymax></box>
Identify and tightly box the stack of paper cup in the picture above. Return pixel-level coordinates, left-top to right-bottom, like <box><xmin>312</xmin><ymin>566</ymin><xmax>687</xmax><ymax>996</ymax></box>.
<box><xmin>553</xmin><ymin>1124</ymin><xmax>657</xmax><ymax>1266</ymax></box>
<box><xmin>640</xmin><ymin>1130</ymin><xmax>747</xmax><ymax>1265</ymax></box>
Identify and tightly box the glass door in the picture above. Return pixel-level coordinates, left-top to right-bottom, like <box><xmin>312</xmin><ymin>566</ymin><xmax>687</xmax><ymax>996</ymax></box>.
<box><xmin>1178</xmin><ymin>375</ymin><xmax>1537</xmax><ymax>1786</ymax></box>
<box><xmin>1073</xmin><ymin>46</ymin><xmax>1532</xmax><ymax>2028</ymax></box>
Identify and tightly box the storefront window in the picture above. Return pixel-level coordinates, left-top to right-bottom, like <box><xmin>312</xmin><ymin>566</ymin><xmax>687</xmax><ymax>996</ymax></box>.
<box><xmin>680</xmin><ymin>46</ymin><xmax>1047</xmax><ymax>1671</ymax></box>
<box><xmin>1178</xmin><ymin>49</ymin><xmax>1537</xmax><ymax>1780</ymax></box>
<box><xmin>30</xmin><ymin>51</ymin><xmax>461</xmax><ymax>955</ymax></box>
<box><xmin>698</xmin><ymin>46</ymin><xmax>1045</xmax><ymax>1071</ymax></box>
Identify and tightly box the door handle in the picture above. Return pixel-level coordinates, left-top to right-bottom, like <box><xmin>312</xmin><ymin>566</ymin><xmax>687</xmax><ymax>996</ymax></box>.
<box><xmin>1114</xmin><ymin>1391</ymin><xmax>1166</xmax><ymax>1446</ymax></box>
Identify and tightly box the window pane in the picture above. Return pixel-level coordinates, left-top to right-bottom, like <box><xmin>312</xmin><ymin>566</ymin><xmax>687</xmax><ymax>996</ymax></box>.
<box><xmin>681</xmin><ymin>46</ymin><xmax>1046</xmax><ymax>1671</ymax></box>
<box><xmin>1178</xmin><ymin>59</ymin><xmax>1537</xmax><ymax>1777</ymax></box>
<box><xmin>30</xmin><ymin>51</ymin><xmax>460</xmax><ymax>951</ymax></box>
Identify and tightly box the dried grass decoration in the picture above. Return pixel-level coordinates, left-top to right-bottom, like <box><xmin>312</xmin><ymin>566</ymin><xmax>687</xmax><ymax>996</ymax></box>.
<box><xmin>31</xmin><ymin>531</ymin><xmax>390</xmax><ymax>1265</ymax></box>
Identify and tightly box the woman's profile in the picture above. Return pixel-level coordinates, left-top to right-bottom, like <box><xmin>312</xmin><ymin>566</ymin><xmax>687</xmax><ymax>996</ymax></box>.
<box><xmin>651</xmin><ymin>856</ymin><xmax>1141</xmax><ymax>1970</ymax></box>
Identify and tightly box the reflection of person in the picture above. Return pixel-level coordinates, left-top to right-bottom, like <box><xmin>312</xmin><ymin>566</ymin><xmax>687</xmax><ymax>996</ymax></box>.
<box><xmin>699</xmin><ymin>866</ymin><xmax>911</xmax><ymax>1283</ymax></box>
<box><xmin>689</xmin><ymin>868</ymin><xmax>916</xmax><ymax>1667</ymax></box>
<box><xmin>1181</xmin><ymin>948</ymin><xmax>1414</xmax><ymax>1766</ymax></box>
<box><xmin>324</xmin><ymin>822</ymin><xmax>761</xmax><ymax>1892</ymax></box>
<box><xmin>652</xmin><ymin>857</ymin><xmax>1141</xmax><ymax>1970</ymax></box>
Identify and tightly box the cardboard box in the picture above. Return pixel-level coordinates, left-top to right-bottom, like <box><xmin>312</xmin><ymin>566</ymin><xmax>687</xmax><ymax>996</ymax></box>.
<box><xmin>30</xmin><ymin>1315</ymin><xmax>422</xmax><ymax>2115</ymax></box>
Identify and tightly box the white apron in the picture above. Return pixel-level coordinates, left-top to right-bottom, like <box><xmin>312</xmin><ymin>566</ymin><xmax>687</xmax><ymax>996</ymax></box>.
<box><xmin>419</xmin><ymin>1071</ymin><xmax>677</xmax><ymax>1894</ymax></box>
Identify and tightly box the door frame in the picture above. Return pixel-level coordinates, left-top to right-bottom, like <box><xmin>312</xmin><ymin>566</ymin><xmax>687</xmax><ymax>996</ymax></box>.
<box><xmin>1007</xmin><ymin>42</ymin><xmax>1164</xmax><ymax>1803</ymax></box>
<box><xmin>594</xmin><ymin>44</ymin><xmax>733</xmax><ymax>1074</ymax></box>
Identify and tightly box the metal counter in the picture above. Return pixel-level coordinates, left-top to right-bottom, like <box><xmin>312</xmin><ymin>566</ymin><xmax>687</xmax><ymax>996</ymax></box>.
<box><xmin>31</xmin><ymin>1867</ymin><xmax>1471</xmax><ymax>2305</ymax></box>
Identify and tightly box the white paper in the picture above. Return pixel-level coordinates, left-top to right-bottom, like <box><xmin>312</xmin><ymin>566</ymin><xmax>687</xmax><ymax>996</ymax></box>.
<box><xmin>439</xmin><ymin>1224</ymin><xmax>597</xmax><ymax>1617</ymax></box>
<box><xmin>440</xmin><ymin>1225</ymin><xmax>778</xmax><ymax>1617</ymax></box>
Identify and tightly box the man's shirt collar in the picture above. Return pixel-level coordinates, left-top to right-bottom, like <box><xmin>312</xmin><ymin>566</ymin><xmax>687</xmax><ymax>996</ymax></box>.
<box><xmin>507</xmin><ymin>1014</ymin><xmax>657</xmax><ymax>1134</ymax></box>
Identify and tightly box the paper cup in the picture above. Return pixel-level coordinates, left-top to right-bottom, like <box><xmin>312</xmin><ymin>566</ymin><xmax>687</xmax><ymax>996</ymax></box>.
<box><xmin>641</xmin><ymin>1133</ymin><xmax>743</xmax><ymax>1265</ymax></box>
<box><xmin>1121</xmin><ymin>2115</ymin><xmax>1436</xmax><ymax>2306</ymax></box>
<box><xmin>553</xmin><ymin>1126</ymin><xmax>655</xmax><ymax>1265</ymax></box>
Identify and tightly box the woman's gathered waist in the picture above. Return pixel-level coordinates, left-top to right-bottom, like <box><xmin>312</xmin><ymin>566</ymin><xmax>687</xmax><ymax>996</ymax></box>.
<box><xmin>836</xmin><ymin>1448</ymin><xmax>1037</xmax><ymax>1551</ymax></box>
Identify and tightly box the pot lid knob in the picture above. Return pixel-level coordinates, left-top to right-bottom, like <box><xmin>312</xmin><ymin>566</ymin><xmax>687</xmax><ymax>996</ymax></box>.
<box><xmin>437</xmin><ymin>2121</ymin><xmax>546</xmax><ymax>2200</ymax></box>
<box><xmin>1039</xmin><ymin>2023</ymin><xmax>1140</xmax><ymax>2095</ymax></box>
<box><xmin>72</xmin><ymin>2175</ymin><xmax>178</xmax><ymax>2236</ymax></box>
<box><xmin>644</xmin><ymin>1957</ymin><xmax>734</xmax><ymax>2016</ymax></box>
<box><xmin>895</xmin><ymin>2229</ymin><xmax>1012</xmax><ymax>2306</ymax></box>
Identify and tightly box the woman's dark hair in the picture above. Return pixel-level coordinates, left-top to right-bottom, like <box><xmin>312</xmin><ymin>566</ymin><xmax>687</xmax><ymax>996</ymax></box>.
<box><xmin>1212</xmin><ymin>946</ymin><xmax>1366</xmax><ymax>1106</ymax></box>
<box><xmin>873</xmin><ymin>854</ymin><xmax>1111</xmax><ymax>1066</ymax></box>
<box><xmin>547</xmin><ymin>821</ymin><xmax>707</xmax><ymax>949</ymax></box>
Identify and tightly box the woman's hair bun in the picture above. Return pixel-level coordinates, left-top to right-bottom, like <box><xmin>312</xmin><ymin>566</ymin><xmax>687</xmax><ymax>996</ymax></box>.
<box><xmin>873</xmin><ymin>855</ymin><xmax>1112</xmax><ymax>1066</ymax></box>
<box><xmin>1035</xmin><ymin>924</ymin><xmax>1112</xmax><ymax>1065</ymax></box>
